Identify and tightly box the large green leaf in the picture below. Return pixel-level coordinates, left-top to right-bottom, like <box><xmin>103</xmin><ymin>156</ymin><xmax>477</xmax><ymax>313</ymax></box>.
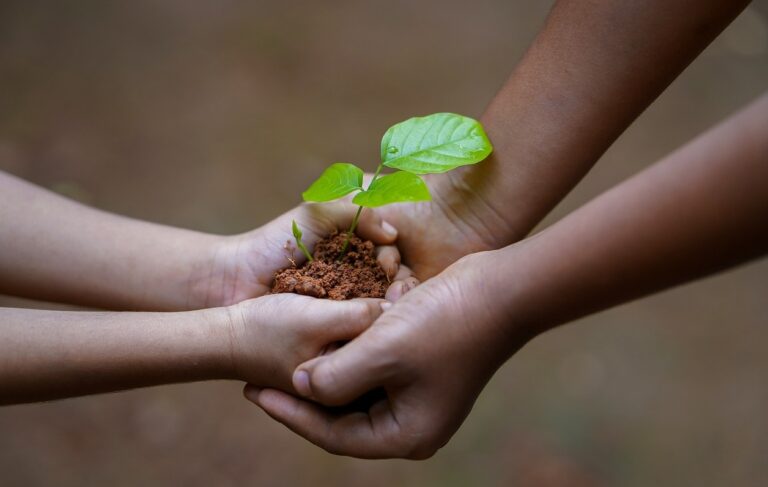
<box><xmin>381</xmin><ymin>113</ymin><xmax>493</xmax><ymax>174</ymax></box>
<box><xmin>302</xmin><ymin>163</ymin><xmax>364</xmax><ymax>202</ymax></box>
<box><xmin>352</xmin><ymin>171</ymin><xmax>431</xmax><ymax>208</ymax></box>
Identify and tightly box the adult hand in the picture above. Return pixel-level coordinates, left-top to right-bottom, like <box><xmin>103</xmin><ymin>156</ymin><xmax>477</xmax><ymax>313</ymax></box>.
<box><xmin>243</xmin><ymin>250</ymin><xmax>533</xmax><ymax>459</ymax></box>
<box><xmin>246</xmin><ymin>91</ymin><xmax>768</xmax><ymax>458</ymax></box>
<box><xmin>374</xmin><ymin>173</ymin><xmax>511</xmax><ymax>280</ymax></box>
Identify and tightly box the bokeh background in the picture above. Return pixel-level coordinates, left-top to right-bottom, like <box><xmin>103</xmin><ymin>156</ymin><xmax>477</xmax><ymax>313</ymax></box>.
<box><xmin>1</xmin><ymin>1</ymin><xmax>767</xmax><ymax>485</ymax></box>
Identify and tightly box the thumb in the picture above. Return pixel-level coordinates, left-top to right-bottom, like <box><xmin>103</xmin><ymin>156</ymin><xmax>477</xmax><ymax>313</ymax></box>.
<box><xmin>356</xmin><ymin>208</ymin><xmax>397</xmax><ymax>245</ymax></box>
<box><xmin>293</xmin><ymin>332</ymin><xmax>390</xmax><ymax>407</ymax></box>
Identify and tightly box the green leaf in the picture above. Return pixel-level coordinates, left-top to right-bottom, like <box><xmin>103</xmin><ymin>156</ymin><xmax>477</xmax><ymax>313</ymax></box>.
<box><xmin>291</xmin><ymin>219</ymin><xmax>313</xmax><ymax>262</ymax></box>
<box><xmin>302</xmin><ymin>163</ymin><xmax>364</xmax><ymax>202</ymax></box>
<box><xmin>352</xmin><ymin>171</ymin><xmax>431</xmax><ymax>208</ymax></box>
<box><xmin>381</xmin><ymin>113</ymin><xmax>493</xmax><ymax>174</ymax></box>
<box><xmin>291</xmin><ymin>219</ymin><xmax>302</xmax><ymax>240</ymax></box>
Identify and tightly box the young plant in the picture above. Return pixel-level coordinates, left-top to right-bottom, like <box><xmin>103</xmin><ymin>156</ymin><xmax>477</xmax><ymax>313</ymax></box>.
<box><xmin>291</xmin><ymin>219</ymin><xmax>313</xmax><ymax>262</ymax></box>
<box><xmin>296</xmin><ymin>112</ymin><xmax>493</xmax><ymax>257</ymax></box>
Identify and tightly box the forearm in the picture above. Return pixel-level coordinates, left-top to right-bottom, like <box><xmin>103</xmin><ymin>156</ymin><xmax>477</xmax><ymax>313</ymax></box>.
<box><xmin>0</xmin><ymin>306</ymin><xmax>232</xmax><ymax>404</ymax></box>
<box><xmin>0</xmin><ymin>172</ymin><xmax>220</xmax><ymax>310</ymax></box>
<box><xmin>439</xmin><ymin>0</ymin><xmax>749</xmax><ymax>244</ymax></box>
<box><xmin>491</xmin><ymin>93</ymin><xmax>768</xmax><ymax>337</ymax></box>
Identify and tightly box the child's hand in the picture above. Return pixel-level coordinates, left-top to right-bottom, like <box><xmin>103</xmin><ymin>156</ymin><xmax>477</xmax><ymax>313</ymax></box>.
<box><xmin>188</xmin><ymin>202</ymin><xmax>418</xmax><ymax>308</ymax></box>
<box><xmin>222</xmin><ymin>294</ymin><xmax>386</xmax><ymax>392</ymax></box>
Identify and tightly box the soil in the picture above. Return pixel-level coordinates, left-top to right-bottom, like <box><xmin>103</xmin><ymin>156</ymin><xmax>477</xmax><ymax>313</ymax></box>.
<box><xmin>271</xmin><ymin>231</ymin><xmax>389</xmax><ymax>300</ymax></box>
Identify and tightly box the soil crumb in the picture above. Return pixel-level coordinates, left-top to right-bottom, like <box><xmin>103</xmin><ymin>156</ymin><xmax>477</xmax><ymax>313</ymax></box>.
<box><xmin>271</xmin><ymin>231</ymin><xmax>389</xmax><ymax>300</ymax></box>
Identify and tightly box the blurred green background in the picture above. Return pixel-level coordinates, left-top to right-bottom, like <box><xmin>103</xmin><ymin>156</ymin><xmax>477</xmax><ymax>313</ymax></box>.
<box><xmin>1</xmin><ymin>1</ymin><xmax>767</xmax><ymax>485</ymax></box>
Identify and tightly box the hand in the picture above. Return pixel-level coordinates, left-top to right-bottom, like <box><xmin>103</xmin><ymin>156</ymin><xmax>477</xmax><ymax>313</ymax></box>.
<box><xmin>188</xmin><ymin>170</ymin><xmax>505</xmax><ymax>308</ymax></box>
<box><xmin>223</xmin><ymin>294</ymin><xmax>388</xmax><ymax>393</ymax></box>
<box><xmin>373</xmin><ymin>172</ymin><xmax>513</xmax><ymax>279</ymax></box>
<box><xmin>243</xmin><ymin>250</ymin><xmax>535</xmax><ymax>459</ymax></box>
<box><xmin>187</xmin><ymin>202</ymin><xmax>417</xmax><ymax>308</ymax></box>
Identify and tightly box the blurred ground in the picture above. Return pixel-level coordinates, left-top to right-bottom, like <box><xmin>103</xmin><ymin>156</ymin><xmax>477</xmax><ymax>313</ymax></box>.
<box><xmin>0</xmin><ymin>1</ymin><xmax>767</xmax><ymax>486</ymax></box>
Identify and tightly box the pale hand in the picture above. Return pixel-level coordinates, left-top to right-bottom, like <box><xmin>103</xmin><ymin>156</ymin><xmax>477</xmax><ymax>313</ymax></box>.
<box><xmin>187</xmin><ymin>201</ymin><xmax>416</xmax><ymax>308</ymax></box>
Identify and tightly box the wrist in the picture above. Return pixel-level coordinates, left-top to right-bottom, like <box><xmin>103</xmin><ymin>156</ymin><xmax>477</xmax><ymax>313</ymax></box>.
<box><xmin>217</xmin><ymin>299</ymin><xmax>275</xmax><ymax>385</ymax></box>
<box><xmin>449</xmin><ymin>247</ymin><xmax>547</xmax><ymax>365</ymax></box>
<box><xmin>188</xmin><ymin>305</ymin><xmax>241</xmax><ymax>380</ymax></box>
<box><xmin>183</xmin><ymin>233</ymin><xmax>244</xmax><ymax>310</ymax></box>
<box><xmin>429</xmin><ymin>169</ymin><xmax>522</xmax><ymax>252</ymax></box>
<box><xmin>490</xmin><ymin>238</ymin><xmax>570</xmax><ymax>339</ymax></box>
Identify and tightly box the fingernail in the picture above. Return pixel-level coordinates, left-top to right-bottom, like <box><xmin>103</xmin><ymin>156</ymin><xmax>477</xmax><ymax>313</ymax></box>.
<box><xmin>385</xmin><ymin>281</ymin><xmax>404</xmax><ymax>302</ymax></box>
<box><xmin>382</xmin><ymin>221</ymin><xmax>397</xmax><ymax>239</ymax></box>
<box><xmin>404</xmin><ymin>277</ymin><xmax>419</xmax><ymax>292</ymax></box>
<box><xmin>293</xmin><ymin>369</ymin><xmax>312</xmax><ymax>397</ymax></box>
<box><xmin>243</xmin><ymin>384</ymin><xmax>261</xmax><ymax>402</ymax></box>
<box><xmin>385</xmin><ymin>263</ymin><xmax>397</xmax><ymax>280</ymax></box>
<box><xmin>380</xmin><ymin>301</ymin><xmax>392</xmax><ymax>311</ymax></box>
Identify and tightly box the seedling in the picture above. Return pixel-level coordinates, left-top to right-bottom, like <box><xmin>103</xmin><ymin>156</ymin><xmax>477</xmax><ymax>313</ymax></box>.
<box><xmin>291</xmin><ymin>219</ymin><xmax>313</xmax><ymax>262</ymax></box>
<box><xmin>296</xmin><ymin>112</ymin><xmax>493</xmax><ymax>257</ymax></box>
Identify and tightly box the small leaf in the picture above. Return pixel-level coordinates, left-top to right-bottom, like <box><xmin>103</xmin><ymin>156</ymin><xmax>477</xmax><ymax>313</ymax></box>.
<box><xmin>381</xmin><ymin>113</ymin><xmax>493</xmax><ymax>174</ymax></box>
<box><xmin>291</xmin><ymin>219</ymin><xmax>313</xmax><ymax>262</ymax></box>
<box><xmin>352</xmin><ymin>171</ymin><xmax>431</xmax><ymax>208</ymax></box>
<box><xmin>302</xmin><ymin>163</ymin><xmax>364</xmax><ymax>202</ymax></box>
<box><xmin>291</xmin><ymin>219</ymin><xmax>302</xmax><ymax>240</ymax></box>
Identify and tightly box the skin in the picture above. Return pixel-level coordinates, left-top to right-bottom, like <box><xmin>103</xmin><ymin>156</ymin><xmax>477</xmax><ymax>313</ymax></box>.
<box><xmin>238</xmin><ymin>0</ymin><xmax>753</xmax><ymax>455</ymax></box>
<box><xmin>0</xmin><ymin>0</ymin><xmax>752</xmax><ymax>452</ymax></box>
<box><xmin>0</xmin><ymin>172</ymin><xmax>415</xmax><ymax>403</ymax></box>
<box><xmin>0</xmin><ymin>171</ymin><xmax>410</xmax><ymax>310</ymax></box>
<box><xmin>0</xmin><ymin>294</ymin><xmax>387</xmax><ymax>405</ymax></box>
<box><xmin>245</xmin><ymin>93</ymin><xmax>768</xmax><ymax>459</ymax></box>
<box><xmin>1</xmin><ymin>0</ymin><xmax>747</xmax><ymax>308</ymax></box>
<box><xmin>375</xmin><ymin>0</ymin><xmax>750</xmax><ymax>278</ymax></box>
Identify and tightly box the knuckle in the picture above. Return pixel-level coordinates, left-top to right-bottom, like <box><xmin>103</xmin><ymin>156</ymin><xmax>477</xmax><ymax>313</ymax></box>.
<box><xmin>406</xmin><ymin>446</ymin><xmax>438</xmax><ymax>461</ymax></box>
<box><xmin>321</xmin><ymin>441</ymin><xmax>344</xmax><ymax>457</ymax></box>
<box><xmin>312</xmin><ymin>363</ymin><xmax>342</xmax><ymax>403</ymax></box>
<box><xmin>363</xmin><ymin>207</ymin><xmax>381</xmax><ymax>224</ymax></box>
<box><xmin>397</xmin><ymin>423</ymin><xmax>445</xmax><ymax>460</ymax></box>
<box><xmin>352</xmin><ymin>301</ymin><xmax>376</xmax><ymax>325</ymax></box>
<box><xmin>401</xmin><ymin>437</ymin><xmax>439</xmax><ymax>460</ymax></box>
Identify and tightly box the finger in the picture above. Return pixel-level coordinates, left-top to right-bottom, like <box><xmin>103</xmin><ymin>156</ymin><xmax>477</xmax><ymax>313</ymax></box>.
<box><xmin>384</xmin><ymin>276</ymin><xmax>420</xmax><ymax>302</ymax></box>
<box><xmin>320</xmin><ymin>342</ymin><xmax>342</xmax><ymax>356</ymax></box>
<box><xmin>244</xmin><ymin>386</ymin><xmax>402</xmax><ymax>458</ymax></box>
<box><xmin>402</xmin><ymin>277</ymin><xmax>420</xmax><ymax>294</ymax></box>
<box><xmin>375</xmin><ymin>245</ymin><xmax>400</xmax><ymax>279</ymax></box>
<box><xmin>356</xmin><ymin>209</ymin><xmax>397</xmax><ymax>245</ymax></box>
<box><xmin>299</xmin><ymin>202</ymin><xmax>364</xmax><ymax>241</ymax></box>
<box><xmin>385</xmin><ymin>281</ymin><xmax>405</xmax><ymax>302</ymax></box>
<box><xmin>394</xmin><ymin>264</ymin><xmax>413</xmax><ymax>282</ymax></box>
<box><xmin>322</xmin><ymin>298</ymin><xmax>387</xmax><ymax>342</ymax></box>
<box><xmin>292</xmin><ymin>331</ymin><xmax>392</xmax><ymax>406</ymax></box>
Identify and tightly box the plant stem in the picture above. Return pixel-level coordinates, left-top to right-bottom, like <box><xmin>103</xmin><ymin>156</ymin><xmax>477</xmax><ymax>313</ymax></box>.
<box><xmin>339</xmin><ymin>163</ymin><xmax>384</xmax><ymax>257</ymax></box>
<box><xmin>297</xmin><ymin>240</ymin><xmax>313</xmax><ymax>262</ymax></box>
<box><xmin>339</xmin><ymin>206</ymin><xmax>363</xmax><ymax>256</ymax></box>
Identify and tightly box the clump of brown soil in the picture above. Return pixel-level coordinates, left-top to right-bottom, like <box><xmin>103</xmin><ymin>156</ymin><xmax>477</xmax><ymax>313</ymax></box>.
<box><xmin>271</xmin><ymin>231</ymin><xmax>389</xmax><ymax>300</ymax></box>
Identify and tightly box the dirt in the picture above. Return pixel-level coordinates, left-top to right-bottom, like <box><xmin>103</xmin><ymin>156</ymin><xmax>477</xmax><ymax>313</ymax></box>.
<box><xmin>271</xmin><ymin>231</ymin><xmax>389</xmax><ymax>300</ymax></box>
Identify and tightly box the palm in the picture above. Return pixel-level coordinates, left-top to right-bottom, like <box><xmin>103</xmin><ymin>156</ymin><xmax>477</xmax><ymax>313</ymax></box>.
<box><xmin>192</xmin><ymin>202</ymin><xmax>401</xmax><ymax>308</ymax></box>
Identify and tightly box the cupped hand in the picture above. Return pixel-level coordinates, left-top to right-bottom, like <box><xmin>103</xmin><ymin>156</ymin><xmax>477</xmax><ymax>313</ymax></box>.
<box><xmin>242</xmin><ymin>250</ymin><xmax>535</xmax><ymax>459</ymax></box>
<box><xmin>187</xmin><ymin>202</ymin><xmax>418</xmax><ymax>308</ymax></box>
<box><xmin>372</xmin><ymin>172</ymin><xmax>511</xmax><ymax>280</ymax></box>
<box><xmin>223</xmin><ymin>294</ymin><xmax>389</xmax><ymax>393</ymax></box>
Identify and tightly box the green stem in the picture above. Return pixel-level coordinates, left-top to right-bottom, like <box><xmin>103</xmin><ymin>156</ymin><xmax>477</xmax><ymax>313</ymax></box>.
<box><xmin>339</xmin><ymin>163</ymin><xmax>384</xmax><ymax>257</ymax></box>
<box><xmin>297</xmin><ymin>240</ymin><xmax>313</xmax><ymax>262</ymax></box>
<box><xmin>339</xmin><ymin>206</ymin><xmax>363</xmax><ymax>256</ymax></box>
